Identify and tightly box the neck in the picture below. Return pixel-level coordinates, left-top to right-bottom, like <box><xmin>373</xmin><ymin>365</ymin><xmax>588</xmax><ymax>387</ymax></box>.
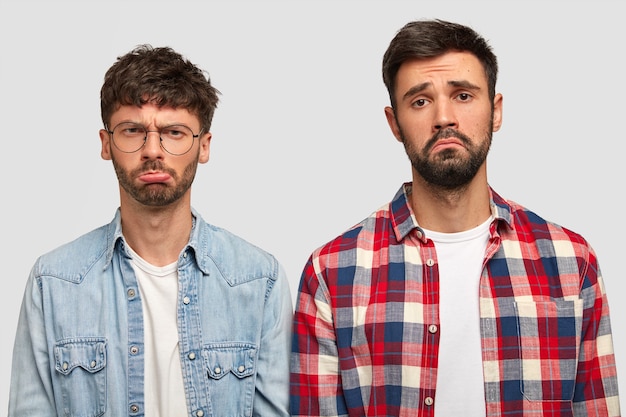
<box><xmin>119</xmin><ymin>196</ymin><xmax>193</xmax><ymax>266</ymax></box>
<box><xmin>409</xmin><ymin>170</ymin><xmax>491</xmax><ymax>233</ymax></box>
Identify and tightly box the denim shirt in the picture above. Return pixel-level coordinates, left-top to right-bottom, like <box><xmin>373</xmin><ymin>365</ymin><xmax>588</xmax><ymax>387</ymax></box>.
<box><xmin>9</xmin><ymin>208</ymin><xmax>293</xmax><ymax>417</ymax></box>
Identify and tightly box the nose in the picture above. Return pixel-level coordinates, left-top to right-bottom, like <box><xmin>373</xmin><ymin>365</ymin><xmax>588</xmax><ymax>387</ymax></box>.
<box><xmin>140</xmin><ymin>130</ymin><xmax>165</xmax><ymax>159</ymax></box>
<box><xmin>433</xmin><ymin>100</ymin><xmax>458</xmax><ymax>131</ymax></box>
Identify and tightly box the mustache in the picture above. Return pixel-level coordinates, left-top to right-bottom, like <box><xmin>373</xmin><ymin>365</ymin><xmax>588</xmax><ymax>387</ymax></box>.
<box><xmin>424</xmin><ymin>128</ymin><xmax>471</xmax><ymax>152</ymax></box>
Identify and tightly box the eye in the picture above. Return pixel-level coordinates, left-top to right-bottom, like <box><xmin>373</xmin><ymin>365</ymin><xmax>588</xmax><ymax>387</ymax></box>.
<box><xmin>125</xmin><ymin>127</ymin><xmax>142</xmax><ymax>134</ymax></box>
<box><xmin>116</xmin><ymin>123</ymin><xmax>145</xmax><ymax>137</ymax></box>
<box><xmin>162</xmin><ymin>125</ymin><xmax>192</xmax><ymax>140</ymax></box>
<box><xmin>457</xmin><ymin>92</ymin><xmax>472</xmax><ymax>102</ymax></box>
<box><xmin>411</xmin><ymin>98</ymin><xmax>429</xmax><ymax>108</ymax></box>
<box><xmin>165</xmin><ymin>128</ymin><xmax>184</xmax><ymax>138</ymax></box>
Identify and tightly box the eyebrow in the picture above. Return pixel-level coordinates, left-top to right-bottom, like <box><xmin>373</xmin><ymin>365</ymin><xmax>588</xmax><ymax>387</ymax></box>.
<box><xmin>401</xmin><ymin>80</ymin><xmax>482</xmax><ymax>101</ymax></box>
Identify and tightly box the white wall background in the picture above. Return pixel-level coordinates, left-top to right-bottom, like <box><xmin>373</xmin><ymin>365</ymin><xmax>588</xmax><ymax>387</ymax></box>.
<box><xmin>1</xmin><ymin>0</ymin><xmax>623</xmax><ymax>412</ymax></box>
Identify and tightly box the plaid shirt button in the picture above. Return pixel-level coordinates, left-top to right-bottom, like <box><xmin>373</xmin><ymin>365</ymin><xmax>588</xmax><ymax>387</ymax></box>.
<box><xmin>424</xmin><ymin>397</ymin><xmax>434</xmax><ymax>406</ymax></box>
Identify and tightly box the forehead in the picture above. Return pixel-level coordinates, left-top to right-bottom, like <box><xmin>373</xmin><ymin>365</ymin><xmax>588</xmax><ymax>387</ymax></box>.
<box><xmin>395</xmin><ymin>51</ymin><xmax>488</xmax><ymax>92</ymax></box>
<box><xmin>110</xmin><ymin>103</ymin><xmax>199</xmax><ymax>127</ymax></box>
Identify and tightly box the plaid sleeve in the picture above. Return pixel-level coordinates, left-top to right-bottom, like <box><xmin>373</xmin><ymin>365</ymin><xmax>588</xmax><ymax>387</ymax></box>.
<box><xmin>573</xmin><ymin>245</ymin><xmax>621</xmax><ymax>417</ymax></box>
<box><xmin>290</xmin><ymin>255</ymin><xmax>349</xmax><ymax>417</ymax></box>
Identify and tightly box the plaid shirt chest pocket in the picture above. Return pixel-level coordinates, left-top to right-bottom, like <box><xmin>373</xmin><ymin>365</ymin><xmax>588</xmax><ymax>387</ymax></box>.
<box><xmin>514</xmin><ymin>299</ymin><xmax>583</xmax><ymax>402</ymax></box>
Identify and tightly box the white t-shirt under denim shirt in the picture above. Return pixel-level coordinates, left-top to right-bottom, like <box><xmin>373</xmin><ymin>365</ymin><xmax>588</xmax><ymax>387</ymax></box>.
<box><xmin>128</xmin><ymin>245</ymin><xmax>187</xmax><ymax>417</ymax></box>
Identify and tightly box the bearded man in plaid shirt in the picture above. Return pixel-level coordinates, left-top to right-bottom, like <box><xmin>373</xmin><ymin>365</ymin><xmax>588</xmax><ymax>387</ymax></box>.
<box><xmin>290</xmin><ymin>19</ymin><xmax>620</xmax><ymax>417</ymax></box>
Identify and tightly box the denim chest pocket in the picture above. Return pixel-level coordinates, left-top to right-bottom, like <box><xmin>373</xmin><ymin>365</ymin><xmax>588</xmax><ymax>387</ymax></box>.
<box><xmin>54</xmin><ymin>338</ymin><xmax>107</xmax><ymax>417</ymax></box>
<box><xmin>203</xmin><ymin>343</ymin><xmax>257</xmax><ymax>417</ymax></box>
<box><xmin>515</xmin><ymin>299</ymin><xmax>583</xmax><ymax>402</ymax></box>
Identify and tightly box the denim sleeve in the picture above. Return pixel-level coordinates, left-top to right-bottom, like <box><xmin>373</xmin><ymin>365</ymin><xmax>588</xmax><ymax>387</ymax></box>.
<box><xmin>252</xmin><ymin>264</ymin><xmax>293</xmax><ymax>417</ymax></box>
<box><xmin>8</xmin><ymin>267</ymin><xmax>57</xmax><ymax>416</ymax></box>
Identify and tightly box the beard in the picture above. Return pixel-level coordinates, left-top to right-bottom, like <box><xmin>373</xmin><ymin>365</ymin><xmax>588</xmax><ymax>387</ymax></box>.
<box><xmin>400</xmin><ymin>125</ymin><xmax>492</xmax><ymax>190</ymax></box>
<box><xmin>112</xmin><ymin>155</ymin><xmax>199</xmax><ymax>207</ymax></box>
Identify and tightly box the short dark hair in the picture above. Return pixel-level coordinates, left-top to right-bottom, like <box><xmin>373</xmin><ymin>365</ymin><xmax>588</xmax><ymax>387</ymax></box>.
<box><xmin>100</xmin><ymin>45</ymin><xmax>220</xmax><ymax>133</ymax></box>
<box><xmin>382</xmin><ymin>19</ymin><xmax>498</xmax><ymax>108</ymax></box>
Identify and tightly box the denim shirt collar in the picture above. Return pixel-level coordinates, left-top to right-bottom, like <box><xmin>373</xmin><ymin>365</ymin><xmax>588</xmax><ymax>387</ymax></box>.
<box><xmin>103</xmin><ymin>207</ymin><xmax>211</xmax><ymax>275</ymax></box>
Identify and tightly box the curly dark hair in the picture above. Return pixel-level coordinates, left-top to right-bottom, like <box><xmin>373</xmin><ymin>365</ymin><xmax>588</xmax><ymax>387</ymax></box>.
<box><xmin>100</xmin><ymin>45</ymin><xmax>220</xmax><ymax>133</ymax></box>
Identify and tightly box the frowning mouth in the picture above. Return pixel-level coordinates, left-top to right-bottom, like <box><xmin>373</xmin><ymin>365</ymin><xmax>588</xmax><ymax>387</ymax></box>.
<box><xmin>432</xmin><ymin>138</ymin><xmax>465</xmax><ymax>152</ymax></box>
<box><xmin>138</xmin><ymin>171</ymin><xmax>172</xmax><ymax>183</ymax></box>
<box><xmin>426</xmin><ymin>128</ymin><xmax>470</xmax><ymax>153</ymax></box>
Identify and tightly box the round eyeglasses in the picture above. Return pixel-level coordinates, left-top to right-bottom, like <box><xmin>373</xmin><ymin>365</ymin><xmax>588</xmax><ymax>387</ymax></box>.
<box><xmin>108</xmin><ymin>122</ymin><xmax>201</xmax><ymax>156</ymax></box>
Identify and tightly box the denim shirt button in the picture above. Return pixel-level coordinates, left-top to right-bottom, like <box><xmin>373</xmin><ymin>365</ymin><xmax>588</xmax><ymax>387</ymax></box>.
<box><xmin>130</xmin><ymin>346</ymin><xmax>139</xmax><ymax>355</ymax></box>
<box><xmin>130</xmin><ymin>404</ymin><xmax>139</xmax><ymax>413</ymax></box>
<box><xmin>62</xmin><ymin>362</ymin><xmax>69</xmax><ymax>371</ymax></box>
<box><xmin>90</xmin><ymin>360</ymin><xmax>97</xmax><ymax>368</ymax></box>
<box><xmin>238</xmin><ymin>365</ymin><xmax>245</xmax><ymax>372</ymax></box>
<box><xmin>188</xmin><ymin>352</ymin><xmax>196</xmax><ymax>360</ymax></box>
<box><xmin>127</xmin><ymin>288</ymin><xmax>136</xmax><ymax>298</ymax></box>
<box><xmin>196</xmin><ymin>410</ymin><xmax>204</xmax><ymax>417</ymax></box>
<box><xmin>214</xmin><ymin>367</ymin><xmax>221</xmax><ymax>374</ymax></box>
<box><xmin>183</xmin><ymin>296</ymin><xmax>191</xmax><ymax>305</ymax></box>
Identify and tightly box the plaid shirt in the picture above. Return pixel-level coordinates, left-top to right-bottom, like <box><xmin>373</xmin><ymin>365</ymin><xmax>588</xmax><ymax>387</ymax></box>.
<box><xmin>290</xmin><ymin>183</ymin><xmax>620</xmax><ymax>417</ymax></box>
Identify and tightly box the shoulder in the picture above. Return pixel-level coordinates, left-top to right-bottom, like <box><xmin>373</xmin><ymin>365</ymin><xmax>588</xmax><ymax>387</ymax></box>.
<box><xmin>312</xmin><ymin>202</ymin><xmax>390</xmax><ymax>262</ymax></box>
<box><xmin>504</xmin><ymin>197</ymin><xmax>587</xmax><ymax>242</ymax></box>
<box><xmin>195</xmin><ymin>218</ymin><xmax>281</xmax><ymax>285</ymax></box>
<box><xmin>32</xmin><ymin>224</ymin><xmax>110</xmax><ymax>283</ymax></box>
<box><xmin>494</xmin><ymin>192</ymin><xmax>592</xmax><ymax>258</ymax></box>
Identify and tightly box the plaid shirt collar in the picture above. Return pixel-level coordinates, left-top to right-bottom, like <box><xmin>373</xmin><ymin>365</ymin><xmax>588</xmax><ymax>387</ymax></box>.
<box><xmin>390</xmin><ymin>182</ymin><xmax>515</xmax><ymax>244</ymax></box>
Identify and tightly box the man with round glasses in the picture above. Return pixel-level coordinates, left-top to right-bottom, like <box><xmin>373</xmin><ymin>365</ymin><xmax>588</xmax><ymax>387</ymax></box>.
<box><xmin>8</xmin><ymin>45</ymin><xmax>293</xmax><ymax>417</ymax></box>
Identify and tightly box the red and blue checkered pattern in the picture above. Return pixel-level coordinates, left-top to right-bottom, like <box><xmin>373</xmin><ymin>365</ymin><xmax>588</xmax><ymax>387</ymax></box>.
<box><xmin>290</xmin><ymin>183</ymin><xmax>620</xmax><ymax>417</ymax></box>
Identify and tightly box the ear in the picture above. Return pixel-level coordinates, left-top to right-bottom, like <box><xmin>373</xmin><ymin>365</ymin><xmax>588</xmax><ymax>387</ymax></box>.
<box><xmin>100</xmin><ymin>129</ymin><xmax>112</xmax><ymax>160</ymax></box>
<box><xmin>492</xmin><ymin>93</ymin><xmax>503</xmax><ymax>132</ymax></box>
<box><xmin>198</xmin><ymin>132</ymin><xmax>211</xmax><ymax>164</ymax></box>
<box><xmin>384</xmin><ymin>106</ymin><xmax>403</xmax><ymax>143</ymax></box>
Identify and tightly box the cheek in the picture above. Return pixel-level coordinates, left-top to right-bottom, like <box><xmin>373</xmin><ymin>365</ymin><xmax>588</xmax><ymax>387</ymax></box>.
<box><xmin>396</xmin><ymin>107</ymin><xmax>433</xmax><ymax>128</ymax></box>
<box><xmin>473</xmin><ymin>118</ymin><xmax>495</xmax><ymax>136</ymax></box>
<box><xmin>110</xmin><ymin>152</ymin><xmax>142</xmax><ymax>174</ymax></box>
<box><xmin>457</xmin><ymin>109</ymin><xmax>493</xmax><ymax>135</ymax></box>
<box><xmin>395</xmin><ymin>114</ymin><xmax>431</xmax><ymax>142</ymax></box>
